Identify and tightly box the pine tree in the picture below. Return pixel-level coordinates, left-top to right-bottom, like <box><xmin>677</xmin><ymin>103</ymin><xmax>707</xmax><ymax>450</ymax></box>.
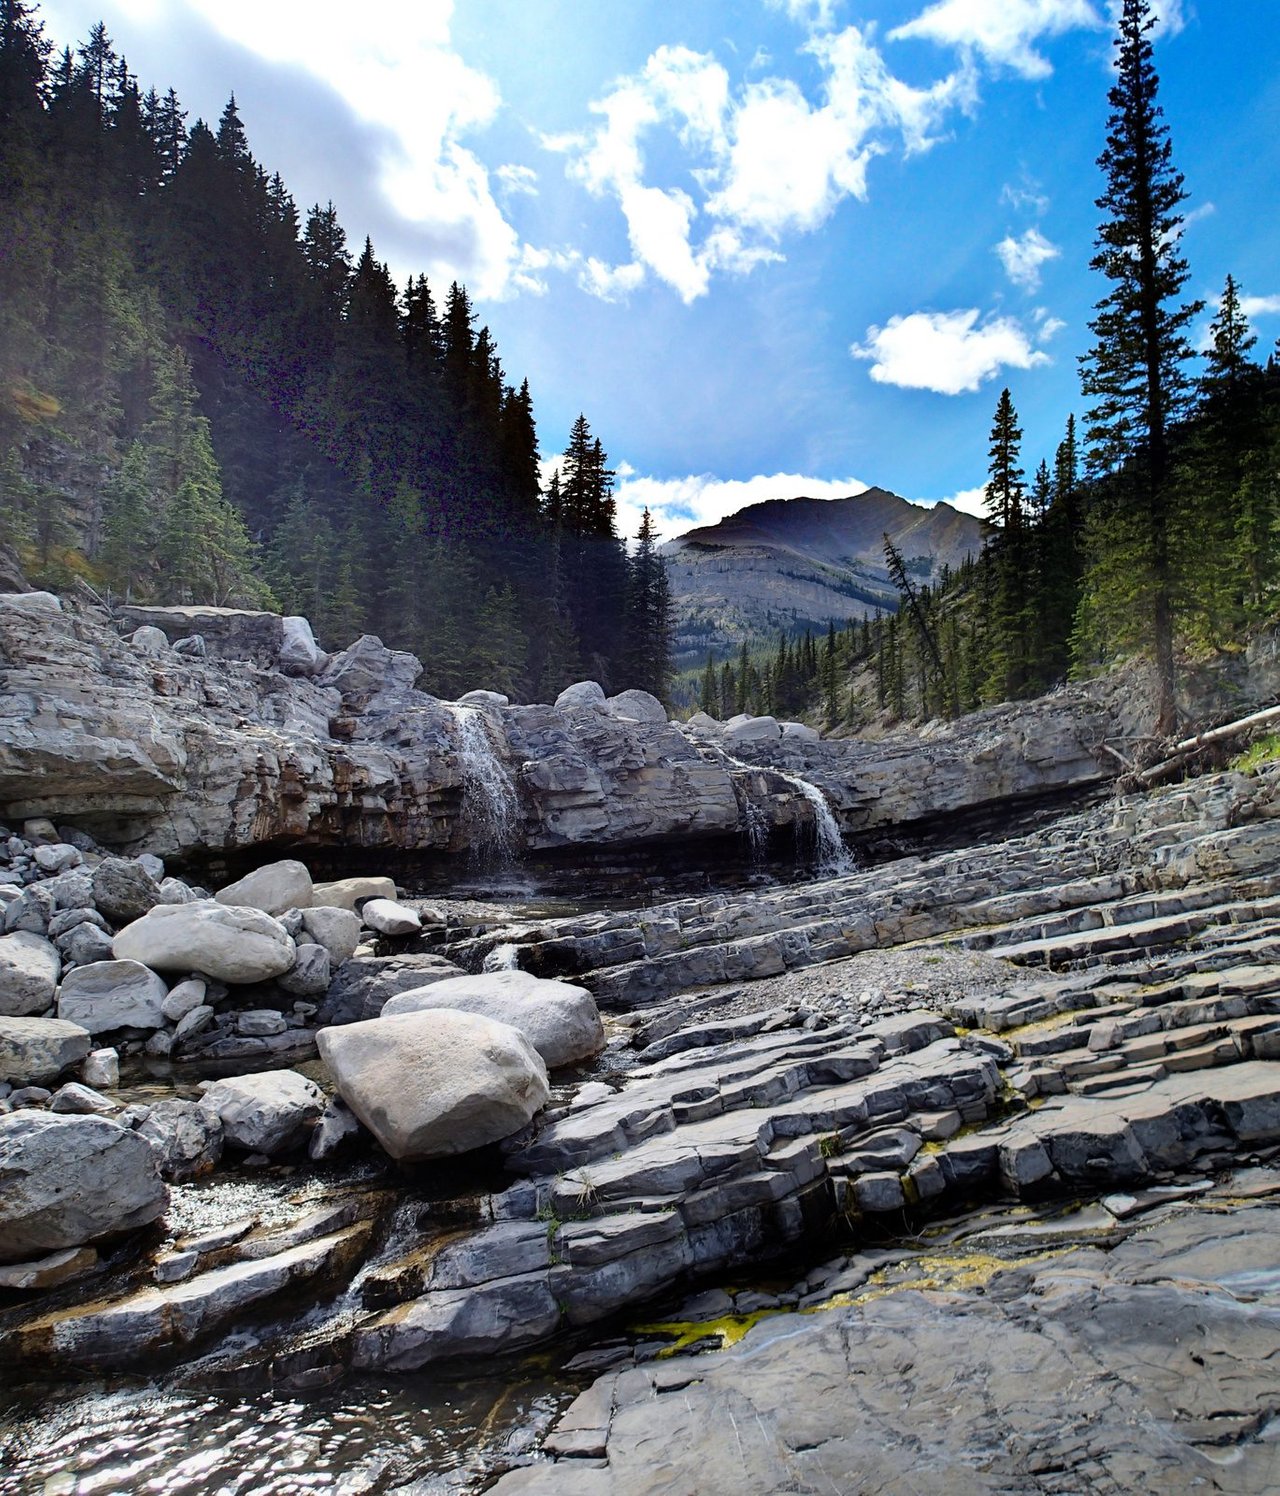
<box><xmin>1080</xmin><ymin>0</ymin><xmax>1202</xmax><ymax>731</ymax></box>
<box><xmin>624</xmin><ymin>507</ymin><xmax>672</xmax><ymax>701</ymax></box>
<box><xmin>982</xmin><ymin>388</ymin><xmax>1033</xmax><ymax>701</ymax></box>
<box><xmin>700</xmin><ymin>651</ymin><xmax>718</xmax><ymax>716</ymax></box>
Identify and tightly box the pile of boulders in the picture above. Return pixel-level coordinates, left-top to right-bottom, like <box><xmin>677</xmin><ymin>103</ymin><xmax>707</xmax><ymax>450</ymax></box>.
<box><xmin>0</xmin><ymin>817</ymin><xmax>609</xmax><ymax>1282</ymax></box>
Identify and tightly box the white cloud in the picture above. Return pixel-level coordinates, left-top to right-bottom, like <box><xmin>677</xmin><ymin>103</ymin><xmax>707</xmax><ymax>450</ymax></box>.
<box><xmin>890</xmin><ymin>0</ymin><xmax>1103</xmax><ymax>80</ymax></box>
<box><xmin>549</xmin><ymin>28</ymin><xmax>973</xmax><ymax>301</ymax></box>
<box><xmin>996</xmin><ymin>227</ymin><xmax>1060</xmax><ymax>290</ymax></box>
<box><xmin>851</xmin><ymin>307</ymin><xmax>1052</xmax><ymax>395</ymax></box>
<box><xmin>1240</xmin><ymin>295</ymin><xmax>1280</xmax><ymax>321</ymax></box>
<box><xmin>1001</xmin><ymin>177</ymin><xmax>1050</xmax><ymax>216</ymax></box>
<box><xmin>764</xmin><ymin>0</ymin><xmax>842</xmax><ymax>32</ymax></box>
<box><xmin>153</xmin><ymin>0</ymin><xmax>541</xmax><ymax>299</ymax></box>
<box><xmin>1105</xmin><ymin>0</ymin><xmax>1186</xmax><ymax>38</ymax></box>
<box><xmin>935</xmin><ymin>485</ymin><xmax>989</xmax><ymax>518</ymax></box>
<box><xmin>612</xmin><ymin>470</ymin><xmax>872</xmax><ymax>543</ymax></box>
<box><xmin>496</xmin><ymin>164</ymin><xmax>539</xmax><ymax>198</ymax></box>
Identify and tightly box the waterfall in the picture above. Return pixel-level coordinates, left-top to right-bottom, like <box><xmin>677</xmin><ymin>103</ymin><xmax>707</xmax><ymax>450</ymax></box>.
<box><xmin>717</xmin><ymin>745</ymin><xmax>853</xmax><ymax>876</ymax></box>
<box><xmin>450</xmin><ymin>706</ymin><xmax>520</xmax><ymax>864</ymax></box>
<box><xmin>482</xmin><ymin>942</ymin><xmax>521</xmax><ymax>971</ymax></box>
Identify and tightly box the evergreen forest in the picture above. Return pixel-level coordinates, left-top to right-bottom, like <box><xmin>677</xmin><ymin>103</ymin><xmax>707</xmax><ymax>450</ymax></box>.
<box><xmin>0</xmin><ymin>1</ymin><xmax>672</xmax><ymax>703</ymax></box>
<box><xmin>693</xmin><ymin>1</ymin><xmax>1280</xmax><ymax>736</ymax></box>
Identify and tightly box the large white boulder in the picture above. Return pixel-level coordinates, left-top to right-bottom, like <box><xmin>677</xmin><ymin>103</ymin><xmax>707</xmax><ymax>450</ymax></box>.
<box><xmin>604</xmin><ymin>689</ymin><xmax>667</xmax><ymax>725</ymax></box>
<box><xmin>317</xmin><ymin>1009</ymin><xmax>549</xmax><ymax>1161</ymax></box>
<box><xmin>113</xmin><ymin>902</ymin><xmax>295</xmax><ymax>985</ymax></box>
<box><xmin>361</xmin><ymin>898</ymin><xmax>422</xmax><ymax>936</ymax></box>
<box><xmin>0</xmin><ymin>931</ymin><xmax>61</xmax><ymax>1017</ymax></box>
<box><xmin>0</xmin><ymin>1016</ymin><xmax>92</xmax><ymax>1086</ymax></box>
<box><xmin>382</xmin><ymin>970</ymin><xmax>605</xmax><ymax>1070</ymax></box>
<box><xmin>0</xmin><ymin>1112</ymin><xmax>167</xmax><ymax>1263</ymax></box>
<box><xmin>457</xmin><ymin>689</ymin><xmax>509</xmax><ymax>708</ymax></box>
<box><xmin>200</xmin><ymin>1070</ymin><xmax>325</xmax><ymax>1155</ymax></box>
<box><xmin>781</xmin><ymin>721</ymin><xmax>821</xmax><ymax>742</ymax></box>
<box><xmin>555</xmin><ymin>680</ymin><xmax>606</xmax><ymax>710</ymax></box>
<box><xmin>56</xmin><ymin>959</ymin><xmax>168</xmax><ymax>1034</ymax></box>
<box><xmin>299</xmin><ymin>906</ymin><xmax>363</xmax><ymax>965</ymax></box>
<box><xmin>0</xmin><ymin>590</ymin><xmax>61</xmax><ymax>613</ymax></box>
<box><xmin>310</xmin><ymin>876</ymin><xmax>397</xmax><ymax>913</ymax></box>
<box><xmin>724</xmin><ymin>714</ymin><xmax>783</xmax><ymax>744</ymax></box>
<box><xmin>214</xmin><ymin>859</ymin><xmax>313</xmax><ymax>915</ymax></box>
<box><xmin>279</xmin><ymin>615</ymin><xmax>328</xmax><ymax>676</ymax></box>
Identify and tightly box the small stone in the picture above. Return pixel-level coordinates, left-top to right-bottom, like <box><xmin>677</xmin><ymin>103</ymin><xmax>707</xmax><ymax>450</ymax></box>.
<box><xmin>279</xmin><ymin>942</ymin><xmax>331</xmax><ymax>997</ymax></box>
<box><xmin>236</xmin><ymin>1009</ymin><xmax>286</xmax><ymax>1037</ymax></box>
<box><xmin>173</xmin><ymin>1004</ymin><xmax>215</xmax><ymax>1044</ymax></box>
<box><xmin>161</xmin><ymin>978</ymin><xmax>208</xmax><ymax>1022</ymax></box>
<box><xmin>50</xmin><ymin>1081</ymin><xmax>118</xmax><ymax>1115</ymax></box>
<box><xmin>0</xmin><ymin>1245</ymin><xmax>98</xmax><ymax>1290</ymax></box>
<box><xmin>145</xmin><ymin>1030</ymin><xmax>173</xmax><ymax>1058</ymax></box>
<box><xmin>91</xmin><ymin>857</ymin><xmax>163</xmax><ymax>926</ymax></box>
<box><xmin>153</xmin><ymin>1248</ymin><xmax>198</xmax><ymax>1283</ymax></box>
<box><xmin>360</xmin><ymin>899</ymin><xmax>422</xmax><ymax>937</ymax></box>
<box><xmin>8</xmin><ymin>1086</ymin><xmax>52</xmax><ymax>1108</ymax></box>
<box><xmin>34</xmin><ymin>843</ymin><xmax>81</xmax><ymax>874</ymax></box>
<box><xmin>82</xmin><ymin>1048</ymin><xmax>120</xmax><ymax>1089</ymax></box>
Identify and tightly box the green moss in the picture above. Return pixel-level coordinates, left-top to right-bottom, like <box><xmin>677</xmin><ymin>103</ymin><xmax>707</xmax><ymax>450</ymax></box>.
<box><xmin>1231</xmin><ymin>734</ymin><xmax>1280</xmax><ymax>774</ymax></box>
<box><xmin>632</xmin><ymin>1310</ymin><xmax>779</xmax><ymax>1357</ymax></box>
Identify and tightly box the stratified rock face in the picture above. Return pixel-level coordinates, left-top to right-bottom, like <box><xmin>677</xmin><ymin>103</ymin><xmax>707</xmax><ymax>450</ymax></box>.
<box><xmin>383</xmin><ymin>970</ymin><xmax>605</xmax><ymax>1070</ymax></box>
<box><xmin>0</xmin><ymin>594</ymin><xmax>1114</xmax><ymax>864</ymax></box>
<box><xmin>0</xmin><ymin>1112</ymin><xmax>167</xmax><ymax>1263</ymax></box>
<box><xmin>56</xmin><ymin>959</ymin><xmax>168</xmax><ymax>1034</ymax></box>
<box><xmin>213</xmin><ymin>859</ymin><xmax>313</xmax><ymax>915</ymax></box>
<box><xmin>0</xmin><ymin>931</ymin><xmax>61</xmax><ymax>1016</ymax></box>
<box><xmin>317</xmin><ymin>1009</ymin><xmax>550</xmax><ymax>1161</ymax></box>
<box><xmin>200</xmin><ymin>1070</ymin><xmax>324</xmax><ymax>1155</ymax></box>
<box><xmin>0</xmin><ymin>1016</ymin><xmax>92</xmax><ymax>1086</ymax></box>
<box><xmin>113</xmin><ymin>902</ymin><xmax>295</xmax><ymax>984</ymax></box>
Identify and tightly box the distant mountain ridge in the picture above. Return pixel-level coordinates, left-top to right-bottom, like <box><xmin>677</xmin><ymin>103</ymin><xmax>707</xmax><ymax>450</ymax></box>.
<box><xmin>664</xmin><ymin>486</ymin><xmax>984</xmax><ymax>667</ymax></box>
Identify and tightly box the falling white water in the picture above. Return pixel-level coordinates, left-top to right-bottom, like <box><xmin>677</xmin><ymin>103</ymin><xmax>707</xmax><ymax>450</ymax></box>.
<box><xmin>717</xmin><ymin>745</ymin><xmax>853</xmax><ymax>876</ymax></box>
<box><xmin>483</xmin><ymin>942</ymin><xmax>521</xmax><ymax>971</ymax></box>
<box><xmin>450</xmin><ymin>706</ymin><xmax>520</xmax><ymax>864</ymax></box>
<box><xmin>742</xmin><ymin>798</ymin><xmax>770</xmax><ymax>865</ymax></box>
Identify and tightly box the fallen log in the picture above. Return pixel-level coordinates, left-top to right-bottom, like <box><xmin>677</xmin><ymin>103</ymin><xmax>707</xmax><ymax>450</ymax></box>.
<box><xmin>1134</xmin><ymin>702</ymin><xmax>1280</xmax><ymax>788</ymax></box>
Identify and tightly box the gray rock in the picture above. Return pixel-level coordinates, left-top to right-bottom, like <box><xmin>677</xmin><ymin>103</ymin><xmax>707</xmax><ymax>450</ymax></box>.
<box><xmin>160</xmin><ymin>978</ymin><xmax>208</xmax><ymax>1023</ymax></box>
<box><xmin>137</xmin><ymin>1098</ymin><xmax>224</xmax><ymax>1181</ymax></box>
<box><xmin>129</xmin><ymin>625</ymin><xmax>169</xmax><ymax>654</ymax></box>
<box><xmin>279</xmin><ymin>615</ymin><xmax>327</xmax><ymax>676</ymax></box>
<box><xmin>34</xmin><ymin>842</ymin><xmax>81</xmax><ymax>874</ymax></box>
<box><xmin>299</xmin><ymin>906</ymin><xmax>362</xmax><ymax>965</ymax></box>
<box><xmin>236</xmin><ymin>1009</ymin><xmax>286</xmax><ymax>1037</ymax></box>
<box><xmin>41</xmin><ymin>869</ymin><xmax>96</xmax><ymax>911</ymax></box>
<box><xmin>50</xmin><ymin>1082</ymin><xmax>118</xmax><ymax>1116</ymax></box>
<box><xmin>172</xmin><ymin>1004</ymin><xmax>214</xmax><ymax>1044</ymax></box>
<box><xmin>214</xmin><ymin>859</ymin><xmax>313</xmax><ymax>916</ymax></box>
<box><xmin>383</xmin><ymin>970</ymin><xmax>605</xmax><ymax>1070</ymax></box>
<box><xmin>555</xmin><ymin>681</ymin><xmax>606</xmax><ymax>709</ymax></box>
<box><xmin>604</xmin><ymin>690</ymin><xmax>667</xmax><ymax>725</ymax></box>
<box><xmin>200</xmin><ymin>1070</ymin><xmax>324</xmax><ymax>1154</ymax></box>
<box><xmin>317</xmin><ymin>1009</ymin><xmax>549</xmax><ymax>1161</ymax></box>
<box><xmin>0</xmin><ymin>1245</ymin><xmax>98</xmax><ymax>1290</ymax></box>
<box><xmin>136</xmin><ymin>853</ymin><xmax>165</xmax><ymax>881</ymax></box>
<box><xmin>316</xmin><ymin>951</ymin><xmax>466</xmax><ymax>1026</ymax></box>
<box><xmin>3</xmin><ymin>884</ymin><xmax>54</xmax><ymax>935</ymax></box>
<box><xmin>82</xmin><ymin>1048</ymin><xmax>119</xmax><ymax>1089</ymax></box>
<box><xmin>0</xmin><ymin>1016</ymin><xmax>92</xmax><ymax>1085</ymax></box>
<box><xmin>724</xmin><ymin>714</ymin><xmax>782</xmax><ymax>744</ymax></box>
<box><xmin>57</xmin><ymin>959</ymin><xmax>168</xmax><ymax>1035</ymax></box>
<box><xmin>308</xmin><ymin>1096</ymin><xmax>364</xmax><ymax>1160</ymax></box>
<box><xmin>92</xmin><ymin>858</ymin><xmax>163</xmax><ymax>926</ymax></box>
<box><xmin>360</xmin><ymin>898</ymin><xmax>422</xmax><ymax>936</ymax></box>
<box><xmin>279</xmin><ymin>942</ymin><xmax>331</xmax><ymax>996</ymax></box>
<box><xmin>0</xmin><ymin>591</ymin><xmax>61</xmax><ymax>614</ymax></box>
<box><xmin>457</xmin><ymin>689</ymin><xmax>508</xmax><ymax>707</ymax></box>
<box><xmin>320</xmin><ymin>634</ymin><xmax>421</xmax><ymax>704</ymax></box>
<box><xmin>309</xmin><ymin>877</ymin><xmax>397</xmax><ymax>912</ymax></box>
<box><xmin>113</xmin><ymin>902</ymin><xmax>295</xmax><ymax>985</ymax></box>
<box><xmin>157</xmin><ymin>876</ymin><xmax>199</xmax><ymax>905</ymax></box>
<box><xmin>0</xmin><ymin>1112</ymin><xmax>167</xmax><ymax>1263</ymax></box>
<box><xmin>0</xmin><ymin>931</ymin><xmax>61</xmax><ymax>1016</ymax></box>
<box><xmin>781</xmin><ymin>721</ymin><xmax>821</xmax><ymax>742</ymax></box>
<box><xmin>55</xmin><ymin>920</ymin><xmax>115</xmax><ymax>967</ymax></box>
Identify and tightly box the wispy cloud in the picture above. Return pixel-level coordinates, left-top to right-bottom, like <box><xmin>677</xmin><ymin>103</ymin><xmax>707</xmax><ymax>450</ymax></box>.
<box><xmin>764</xmin><ymin>0</ymin><xmax>843</xmax><ymax>31</ymax></box>
<box><xmin>851</xmin><ymin>307</ymin><xmax>1055</xmax><ymax>395</ymax></box>
<box><xmin>890</xmin><ymin>0</ymin><xmax>1103</xmax><ymax>80</ymax></box>
<box><xmin>1240</xmin><ymin>294</ymin><xmax>1280</xmax><ymax>321</ymax></box>
<box><xmin>996</xmin><ymin>226</ymin><xmax>1060</xmax><ymax>290</ymax></box>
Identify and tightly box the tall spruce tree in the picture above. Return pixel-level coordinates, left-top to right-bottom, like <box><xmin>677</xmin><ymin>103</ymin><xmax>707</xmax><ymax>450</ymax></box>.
<box><xmin>1080</xmin><ymin>0</ymin><xmax>1201</xmax><ymax>732</ymax></box>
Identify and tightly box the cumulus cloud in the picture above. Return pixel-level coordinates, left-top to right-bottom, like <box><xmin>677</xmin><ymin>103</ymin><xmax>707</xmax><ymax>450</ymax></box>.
<box><xmin>139</xmin><ymin>0</ymin><xmax>540</xmax><ymax>299</ymax></box>
<box><xmin>1240</xmin><ymin>295</ymin><xmax>1280</xmax><ymax>321</ymax></box>
<box><xmin>890</xmin><ymin>0</ymin><xmax>1103</xmax><ymax>79</ymax></box>
<box><xmin>851</xmin><ymin>307</ymin><xmax>1054</xmax><ymax>395</ymax></box>
<box><xmin>764</xmin><ymin>0</ymin><xmax>843</xmax><ymax>32</ymax></box>
<box><xmin>549</xmin><ymin>29</ymin><xmax>973</xmax><ymax>302</ymax></box>
<box><xmin>936</xmin><ymin>484</ymin><xmax>990</xmax><ymax>518</ymax></box>
<box><xmin>996</xmin><ymin>226</ymin><xmax>1060</xmax><ymax>290</ymax></box>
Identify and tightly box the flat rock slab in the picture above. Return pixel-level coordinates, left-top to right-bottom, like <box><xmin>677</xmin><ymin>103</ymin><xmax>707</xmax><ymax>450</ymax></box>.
<box><xmin>492</xmin><ymin>1201</ymin><xmax>1280</xmax><ymax>1495</ymax></box>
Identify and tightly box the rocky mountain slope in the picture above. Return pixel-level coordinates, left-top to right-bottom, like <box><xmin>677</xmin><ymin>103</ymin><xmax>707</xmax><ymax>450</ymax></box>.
<box><xmin>664</xmin><ymin>488</ymin><xmax>984</xmax><ymax>666</ymax></box>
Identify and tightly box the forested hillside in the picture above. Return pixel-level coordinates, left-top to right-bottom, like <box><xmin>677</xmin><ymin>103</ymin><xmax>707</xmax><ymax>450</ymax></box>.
<box><xmin>0</xmin><ymin>1</ymin><xmax>671</xmax><ymax>702</ymax></box>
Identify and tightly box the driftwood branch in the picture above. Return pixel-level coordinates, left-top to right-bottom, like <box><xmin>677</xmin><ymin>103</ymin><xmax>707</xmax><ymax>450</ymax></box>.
<box><xmin>1132</xmin><ymin>702</ymin><xmax>1280</xmax><ymax>789</ymax></box>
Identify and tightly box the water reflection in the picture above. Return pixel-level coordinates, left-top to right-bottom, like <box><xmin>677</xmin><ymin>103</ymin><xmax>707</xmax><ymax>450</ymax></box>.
<box><xmin>0</xmin><ymin>1371</ymin><xmax>574</xmax><ymax>1496</ymax></box>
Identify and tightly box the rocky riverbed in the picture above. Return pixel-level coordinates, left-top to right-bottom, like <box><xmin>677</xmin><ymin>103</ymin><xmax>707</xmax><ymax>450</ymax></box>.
<box><xmin>5</xmin><ymin>588</ymin><xmax>1280</xmax><ymax>1492</ymax></box>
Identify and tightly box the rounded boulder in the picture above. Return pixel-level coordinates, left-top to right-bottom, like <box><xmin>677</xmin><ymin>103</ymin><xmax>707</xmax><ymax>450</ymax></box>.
<box><xmin>317</xmin><ymin>1009</ymin><xmax>549</xmax><ymax>1162</ymax></box>
<box><xmin>214</xmin><ymin>859</ymin><xmax>314</xmax><ymax>916</ymax></box>
<box><xmin>113</xmin><ymin>902</ymin><xmax>295</xmax><ymax>985</ymax></box>
<box><xmin>382</xmin><ymin>969</ymin><xmax>605</xmax><ymax>1070</ymax></box>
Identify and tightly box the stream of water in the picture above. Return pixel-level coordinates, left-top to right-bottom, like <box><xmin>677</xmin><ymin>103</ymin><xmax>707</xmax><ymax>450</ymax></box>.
<box><xmin>450</xmin><ymin>706</ymin><xmax>520</xmax><ymax>866</ymax></box>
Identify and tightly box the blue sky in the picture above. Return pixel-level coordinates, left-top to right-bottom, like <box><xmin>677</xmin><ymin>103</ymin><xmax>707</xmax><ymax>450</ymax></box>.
<box><xmin>39</xmin><ymin>0</ymin><xmax>1280</xmax><ymax>537</ymax></box>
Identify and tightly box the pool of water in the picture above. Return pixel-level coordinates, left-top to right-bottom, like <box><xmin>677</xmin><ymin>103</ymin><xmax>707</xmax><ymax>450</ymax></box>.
<box><xmin>0</xmin><ymin>1368</ymin><xmax>577</xmax><ymax>1496</ymax></box>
